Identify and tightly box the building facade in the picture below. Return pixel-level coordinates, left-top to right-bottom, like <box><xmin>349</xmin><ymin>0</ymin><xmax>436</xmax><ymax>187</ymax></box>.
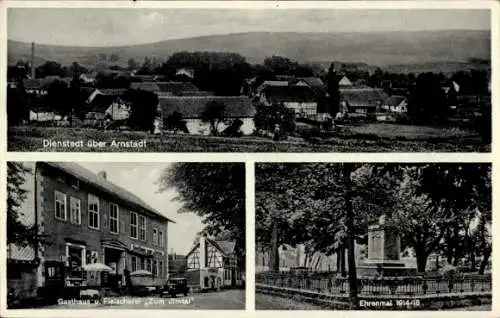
<box><xmin>185</xmin><ymin>236</ymin><xmax>243</xmax><ymax>291</ymax></box>
<box><xmin>7</xmin><ymin>162</ymin><xmax>173</xmax><ymax>299</ymax></box>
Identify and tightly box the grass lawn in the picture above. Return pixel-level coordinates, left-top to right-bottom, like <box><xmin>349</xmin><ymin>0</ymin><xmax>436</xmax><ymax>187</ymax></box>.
<box><xmin>7</xmin><ymin>124</ymin><xmax>489</xmax><ymax>152</ymax></box>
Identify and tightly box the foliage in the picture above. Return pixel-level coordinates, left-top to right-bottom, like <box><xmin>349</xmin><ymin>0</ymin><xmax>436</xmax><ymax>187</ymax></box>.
<box><xmin>7</xmin><ymin>85</ymin><xmax>29</xmax><ymax>125</ymax></box>
<box><xmin>407</xmin><ymin>73</ymin><xmax>449</xmax><ymax>124</ymax></box>
<box><xmin>128</xmin><ymin>58</ymin><xmax>138</xmax><ymax>71</ymax></box>
<box><xmin>7</xmin><ymin>162</ymin><xmax>37</xmax><ymax>246</ymax></box>
<box><xmin>201</xmin><ymin>101</ymin><xmax>226</xmax><ymax>135</ymax></box>
<box><xmin>254</xmin><ymin>103</ymin><xmax>296</xmax><ymax>137</ymax></box>
<box><xmin>163</xmin><ymin>111</ymin><xmax>188</xmax><ymax>133</ymax></box>
<box><xmin>256</xmin><ymin>163</ymin><xmax>491</xmax><ymax>276</ymax></box>
<box><xmin>158</xmin><ymin>163</ymin><xmax>246</xmax><ymax>268</ymax></box>
<box><xmin>46</xmin><ymin>80</ymin><xmax>71</xmax><ymax>117</ymax></box>
<box><xmin>35</xmin><ymin>61</ymin><xmax>67</xmax><ymax>78</ymax></box>
<box><xmin>123</xmin><ymin>89</ymin><xmax>159</xmax><ymax>132</ymax></box>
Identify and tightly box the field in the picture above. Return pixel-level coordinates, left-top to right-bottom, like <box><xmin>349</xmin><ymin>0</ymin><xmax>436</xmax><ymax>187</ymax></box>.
<box><xmin>8</xmin><ymin>123</ymin><xmax>489</xmax><ymax>152</ymax></box>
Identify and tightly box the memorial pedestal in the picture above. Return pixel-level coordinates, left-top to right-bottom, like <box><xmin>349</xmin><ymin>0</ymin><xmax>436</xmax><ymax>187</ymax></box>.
<box><xmin>358</xmin><ymin>221</ymin><xmax>416</xmax><ymax>277</ymax></box>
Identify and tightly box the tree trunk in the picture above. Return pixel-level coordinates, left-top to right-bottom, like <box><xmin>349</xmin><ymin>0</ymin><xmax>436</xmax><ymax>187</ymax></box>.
<box><xmin>415</xmin><ymin>248</ymin><xmax>429</xmax><ymax>273</ymax></box>
<box><xmin>344</xmin><ymin>163</ymin><xmax>358</xmax><ymax>309</ymax></box>
<box><xmin>340</xmin><ymin>248</ymin><xmax>346</xmax><ymax>277</ymax></box>
<box><xmin>479</xmin><ymin>249</ymin><xmax>491</xmax><ymax>275</ymax></box>
<box><xmin>469</xmin><ymin>252</ymin><xmax>476</xmax><ymax>272</ymax></box>
<box><xmin>336</xmin><ymin>251</ymin><xmax>341</xmax><ymax>273</ymax></box>
<box><xmin>269</xmin><ymin>218</ymin><xmax>280</xmax><ymax>272</ymax></box>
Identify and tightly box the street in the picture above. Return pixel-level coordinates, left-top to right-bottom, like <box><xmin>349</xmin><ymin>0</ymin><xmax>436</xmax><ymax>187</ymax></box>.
<box><xmin>47</xmin><ymin>289</ymin><xmax>245</xmax><ymax>310</ymax></box>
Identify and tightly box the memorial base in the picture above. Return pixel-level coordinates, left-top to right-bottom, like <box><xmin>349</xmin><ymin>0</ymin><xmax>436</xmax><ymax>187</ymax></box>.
<box><xmin>357</xmin><ymin>260</ymin><xmax>417</xmax><ymax>277</ymax></box>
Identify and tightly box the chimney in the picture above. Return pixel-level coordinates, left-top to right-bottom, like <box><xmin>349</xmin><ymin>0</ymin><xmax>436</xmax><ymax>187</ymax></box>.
<box><xmin>31</xmin><ymin>42</ymin><xmax>35</xmax><ymax>79</ymax></box>
<box><xmin>97</xmin><ymin>171</ymin><xmax>107</xmax><ymax>180</ymax></box>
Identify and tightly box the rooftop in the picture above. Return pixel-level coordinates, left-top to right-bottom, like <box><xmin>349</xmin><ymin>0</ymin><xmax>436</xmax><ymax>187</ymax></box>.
<box><xmin>159</xmin><ymin>96</ymin><xmax>255</xmax><ymax>118</ymax></box>
<box><xmin>43</xmin><ymin>162</ymin><xmax>174</xmax><ymax>223</ymax></box>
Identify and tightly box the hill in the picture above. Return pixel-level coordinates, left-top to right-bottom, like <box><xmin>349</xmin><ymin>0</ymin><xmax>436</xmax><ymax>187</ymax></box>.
<box><xmin>8</xmin><ymin>30</ymin><xmax>490</xmax><ymax>73</ymax></box>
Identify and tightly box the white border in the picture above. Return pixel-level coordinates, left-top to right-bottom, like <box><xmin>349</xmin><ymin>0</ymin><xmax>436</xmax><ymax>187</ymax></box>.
<box><xmin>0</xmin><ymin>1</ymin><xmax>498</xmax><ymax>317</ymax></box>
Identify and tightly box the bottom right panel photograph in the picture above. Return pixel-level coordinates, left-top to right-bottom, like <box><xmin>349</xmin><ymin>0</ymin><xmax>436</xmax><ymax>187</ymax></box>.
<box><xmin>254</xmin><ymin>162</ymin><xmax>492</xmax><ymax>311</ymax></box>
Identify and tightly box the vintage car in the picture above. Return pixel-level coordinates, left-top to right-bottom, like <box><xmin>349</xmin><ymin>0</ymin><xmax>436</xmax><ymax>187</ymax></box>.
<box><xmin>161</xmin><ymin>278</ymin><xmax>190</xmax><ymax>298</ymax></box>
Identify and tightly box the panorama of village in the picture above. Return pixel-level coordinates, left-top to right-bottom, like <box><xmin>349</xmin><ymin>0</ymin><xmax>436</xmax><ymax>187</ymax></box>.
<box><xmin>6</xmin><ymin>9</ymin><xmax>491</xmax><ymax>152</ymax></box>
<box><xmin>255</xmin><ymin>163</ymin><xmax>492</xmax><ymax>310</ymax></box>
<box><xmin>6</xmin><ymin>162</ymin><xmax>246</xmax><ymax>309</ymax></box>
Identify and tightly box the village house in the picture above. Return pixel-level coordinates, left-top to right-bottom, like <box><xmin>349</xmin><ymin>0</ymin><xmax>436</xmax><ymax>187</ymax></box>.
<box><xmin>86</xmin><ymin>94</ymin><xmax>130</xmax><ymax>122</ymax></box>
<box><xmin>259</xmin><ymin>85</ymin><xmax>319</xmax><ymax>117</ymax></box>
<box><xmin>381</xmin><ymin>95</ymin><xmax>408</xmax><ymax>113</ymax></box>
<box><xmin>7</xmin><ymin>162</ymin><xmax>174</xmax><ymax>300</ymax></box>
<box><xmin>159</xmin><ymin>96</ymin><xmax>256</xmax><ymax>135</ymax></box>
<box><xmin>184</xmin><ymin>236</ymin><xmax>243</xmax><ymax>291</ymax></box>
<box><xmin>339</xmin><ymin>87</ymin><xmax>388</xmax><ymax>118</ymax></box>
<box><xmin>29</xmin><ymin>108</ymin><xmax>60</xmax><ymax>122</ymax></box>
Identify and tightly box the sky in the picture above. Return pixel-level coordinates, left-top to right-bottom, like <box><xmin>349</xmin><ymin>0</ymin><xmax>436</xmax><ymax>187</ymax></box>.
<box><xmin>18</xmin><ymin>162</ymin><xmax>204</xmax><ymax>255</ymax></box>
<box><xmin>8</xmin><ymin>9</ymin><xmax>490</xmax><ymax>47</ymax></box>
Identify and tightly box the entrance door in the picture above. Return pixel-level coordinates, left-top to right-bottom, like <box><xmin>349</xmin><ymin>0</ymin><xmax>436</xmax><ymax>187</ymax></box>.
<box><xmin>104</xmin><ymin>248</ymin><xmax>123</xmax><ymax>289</ymax></box>
<box><xmin>231</xmin><ymin>269</ymin><xmax>236</xmax><ymax>287</ymax></box>
<box><xmin>44</xmin><ymin>261</ymin><xmax>65</xmax><ymax>300</ymax></box>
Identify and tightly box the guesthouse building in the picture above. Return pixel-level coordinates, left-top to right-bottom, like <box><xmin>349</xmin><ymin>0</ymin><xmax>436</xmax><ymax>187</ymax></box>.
<box><xmin>7</xmin><ymin>162</ymin><xmax>174</xmax><ymax>300</ymax></box>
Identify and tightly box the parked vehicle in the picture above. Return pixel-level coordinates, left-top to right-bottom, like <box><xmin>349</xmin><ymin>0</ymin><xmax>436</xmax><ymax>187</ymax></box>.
<box><xmin>161</xmin><ymin>278</ymin><xmax>189</xmax><ymax>298</ymax></box>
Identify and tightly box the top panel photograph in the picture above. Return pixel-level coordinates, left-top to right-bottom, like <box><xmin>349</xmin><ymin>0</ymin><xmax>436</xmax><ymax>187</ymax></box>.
<box><xmin>6</xmin><ymin>7</ymin><xmax>491</xmax><ymax>152</ymax></box>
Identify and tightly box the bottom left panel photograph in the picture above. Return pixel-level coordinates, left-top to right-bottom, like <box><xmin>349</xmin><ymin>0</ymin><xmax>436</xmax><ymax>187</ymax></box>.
<box><xmin>5</xmin><ymin>161</ymin><xmax>246</xmax><ymax>310</ymax></box>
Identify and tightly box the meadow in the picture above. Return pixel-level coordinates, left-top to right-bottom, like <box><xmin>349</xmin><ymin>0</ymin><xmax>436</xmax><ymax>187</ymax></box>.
<box><xmin>8</xmin><ymin>124</ymin><xmax>489</xmax><ymax>153</ymax></box>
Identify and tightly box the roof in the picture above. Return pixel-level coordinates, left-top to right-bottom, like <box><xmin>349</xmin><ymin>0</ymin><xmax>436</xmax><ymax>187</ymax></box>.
<box><xmin>130</xmin><ymin>81</ymin><xmax>199</xmax><ymax>95</ymax></box>
<box><xmin>98</xmin><ymin>88</ymin><xmax>127</xmax><ymax>96</ymax></box>
<box><xmin>295</xmin><ymin>77</ymin><xmax>327</xmax><ymax>95</ymax></box>
<box><xmin>340</xmin><ymin>88</ymin><xmax>388</xmax><ymax>108</ymax></box>
<box><xmin>89</xmin><ymin>94</ymin><xmax>119</xmax><ymax>113</ymax></box>
<box><xmin>42</xmin><ymin>162</ymin><xmax>174</xmax><ymax>223</ymax></box>
<box><xmin>383</xmin><ymin>95</ymin><xmax>407</xmax><ymax>107</ymax></box>
<box><xmin>215</xmin><ymin>241</ymin><xmax>236</xmax><ymax>254</ymax></box>
<box><xmin>263</xmin><ymin>85</ymin><xmax>317</xmax><ymax>103</ymax></box>
<box><xmin>159</xmin><ymin>96</ymin><xmax>255</xmax><ymax>118</ymax></box>
<box><xmin>186</xmin><ymin>238</ymin><xmax>236</xmax><ymax>257</ymax></box>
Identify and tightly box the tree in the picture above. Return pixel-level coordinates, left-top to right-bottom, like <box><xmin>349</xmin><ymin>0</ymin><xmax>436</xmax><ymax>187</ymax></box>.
<box><xmin>407</xmin><ymin>72</ymin><xmax>448</xmax><ymax>124</ymax></box>
<box><xmin>7</xmin><ymin>85</ymin><xmax>29</xmax><ymax>125</ymax></box>
<box><xmin>35</xmin><ymin>61</ymin><xmax>67</xmax><ymax>78</ymax></box>
<box><xmin>7</xmin><ymin>163</ymin><xmax>37</xmax><ymax>246</ymax></box>
<box><xmin>163</xmin><ymin>111</ymin><xmax>188</xmax><ymax>133</ymax></box>
<box><xmin>67</xmin><ymin>62</ymin><xmax>88</xmax><ymax>77</ymax></box>
<box><xmin>253</xmin><ymin>103</ymin><xmax>295</xmax><ymax>137</ymax></box>
<box><xmin>110</xmin><ymin>53</ymin><xmax>120</xmax><ymax>63</ymax></box>
<box><xmin>128</xmin><ymin>58</ymin><xmax>138</xmax><ymax>71</ymax></box>
<box><xmin>124</xmin><ymin>89</ymin><xmax>159</xmax><ymax>132</ymax></box>
<box><xmin>46</xmin><ymin>80</ymin><xmax>71</xmax><ymax>117</ymax></box>
<box><xmin>157</xmin><ymin>163</ymin><xmax>246</xmax><ymax>268</ymax></box>
<box><xmin>327</xmin><ymin>64</ymin><xmax>340</xmax><ymax>116</ymax></box>
<box><xmin>201</xmin><ymin>101</ymin><xmax>226</xmax><ymax>135</ymax></box>
<box><xmin>263</xmin><ymin>55</ymin><xmax>299</xmax><ymax>75</ymax></box>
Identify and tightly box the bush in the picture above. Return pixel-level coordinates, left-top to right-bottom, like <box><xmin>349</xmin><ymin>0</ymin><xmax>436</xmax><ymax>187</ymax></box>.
<box><xmin>439</xmin><ymin>264</ymin><xmax>457</xmax><ymax>278</ymax></box>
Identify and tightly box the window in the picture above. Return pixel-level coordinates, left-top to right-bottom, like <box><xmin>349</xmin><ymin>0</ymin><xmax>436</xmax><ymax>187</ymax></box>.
<box><xmin>130</xmin><ymin>212</ymin><xmax>138</xmax><ymax>239</ymax></box>
<box><xmin>54</xmin><ymin>191</ymin><xmax>67</xmax><ymax>220</ymax></box>
<box><xmin>109</xmin><ymin>204</ymin><xmax>119</xmax><ymax>234</ymax></box>
<box><xmin>159</xmin><ymin>261</ymin><xmax>163</xmax><ymax>277</ymax></box>
<box><xmin>131</xmin><ymin>256</ymin><xmax>137</xmax><ymax>272</ymax></box>
<box><xmin>153</xmin><ymin>229</ymin><xmax>158</xmax><ymax>245</ymax></box>
<box><xmin>146</xmin><ymin>259</ymin><xmax>152</xmax><ymax>272</ymax></box>
<box><xmin>141</xmin><ymin>258</ymin><xmax>146</xmax><ymax>270</ymax></box>
<box><xmin>159</xmin><ymin>231</ymin><xmax>164</xmax><ymax>248</ymax></box>
<box><xmin>139</xmin><ymin>216</ymin><xmax>146</xmax><ymax>241</ymax></box>
<box><xmin>88</xmin><ymin>194</ymin><xmax>99</xmax><ymax>229</ymax></box>
<box><xmin>69</xmin><ymin>197</ymin><xmax>81</xmax><ymax>224</ymax></box>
